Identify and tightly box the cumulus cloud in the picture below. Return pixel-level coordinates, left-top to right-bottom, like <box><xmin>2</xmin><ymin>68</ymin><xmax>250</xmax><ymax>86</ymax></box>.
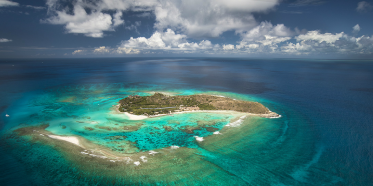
<box><xmin>115</xmin><ymin>47</ymin><xmax>140</xmax><ymax>54</ymax></box>
<box><xmin>0</xmin><ymin>38</ymin><xmax>12</xmax><ymax>42</ymax></box>
<box><xmin>152</xmin><ymin>0</ymin><xmax>279</xmax><ymax>37</ymax></box>
<box><xmin>79</xmin><ymin>28</ymin><xmax>373</xmax><ymax>56</ymax></box>
<box><xmin>240</xmin><ymin>22</ymin><xmax>293</xmax><ymax>41</ymax></box>
<box><xmin>281</xmin><ymin>31</ymin><xmax>346</xmax><ymax>54</ymax></box>
<box><xmin>44</xmin><ymin>0</ymin><xmax>280</xmax><ymax>38</ymax></box>
<box><xmin>72</xmin><ymin>50</ymin><xmax>84</xmax><ymax>54</ymax></box>
<box><xmin>44</xmin><ymin>1</ymin><xmax>125</xmax><ymax>37</ymax></box>
<box><xmin>223</xmin><ymin>44</ymin><xmax>235</xmax><ymax>50</ymax></box>
<box><xmin>122</xmin><ymin>29</ymin><xmax>185</xmax><ymax>49</ymax></box>
<box><xmin>296</xmin><ymin>31</ymin><xmax>343</xmax><ymax>44</ymax></box>
<box><xmin>177</xmin><ymin>40</ymin><xmax>215</xmax><ymax>50</ymax></box>
<box><xmin>353</xmin><ymin>24</ymin><xmax>361</xmax><ymax>34</ymax></box>
<box><xmin>357</xmin><ymin>1</ymin><xmax>373</xmax><ymax>12</ymax></box>
<box><xmin>281</xmin><ymin>31</ymin><xmax>373</xmax><ymax>55</ymax></box>
<box><xmin>235</xmin><ymin>22</ymin><xmax>293</xmax><ymax>53</ymax></box>
<box><xmin>113</xmin><ymin>11</ymin><xmax>124</xmax><ymax>26</ymax></box>
<box><xmin>94</xmin><ymin>46</ymin><xmax>110</xmax><ymax>53</ymax></box>
<box><xmin>120</xmin><ymin>29</ymin><xmax>217</xmax><ymax>53</ymax></box>
<box><xmin>281</xmin><ymin>42</ymin><xmax>312</xmax><ymax>55</ymax></box>
<box><xmin>229</xmin><ymin>22</ymin><xmax>373</xmax><ymax>56</ymax></box>
<box><xmin>40</xmin><ymin>0</ymin><xmax>373</xmax><ymax>56</ymax></box>
<box><xmin>0</xmin><ymin>0</ymin><xmax>19</xmax><ymax>7</ymax></box>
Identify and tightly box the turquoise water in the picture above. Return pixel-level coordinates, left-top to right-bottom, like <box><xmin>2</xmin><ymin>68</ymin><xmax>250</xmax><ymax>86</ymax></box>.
<box><xmin>4</xmin><ymin>86</ymin><xmax>237</xmax><ymax>152</ymax></box>
<box><xmin>0</xmin><ymin>84</ymin><xmax>317</xmax><ymax>185</ymax></box>
<box><xmin>1</xmin><ymin>58</ymin><xmax>373</xmax><ymax>185</ymax></box>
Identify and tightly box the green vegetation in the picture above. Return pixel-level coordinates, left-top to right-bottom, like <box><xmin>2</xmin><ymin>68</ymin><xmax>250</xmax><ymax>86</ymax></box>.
<box><xmin>118</xmin><ymin>93</ymin><xmax>270</xmax><ymax>116</ymax></box>
<box><xmin>198</xmin><ymin>103</ymin><xmax>216</xmax><ymax>110</ymax></box>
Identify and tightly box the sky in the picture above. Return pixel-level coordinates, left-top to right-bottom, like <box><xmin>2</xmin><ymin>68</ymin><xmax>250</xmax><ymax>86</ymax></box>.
<box><xmin>0</xmin><ymin>0</ymin><xmax>373</xmax><ymax>58</ymax></box>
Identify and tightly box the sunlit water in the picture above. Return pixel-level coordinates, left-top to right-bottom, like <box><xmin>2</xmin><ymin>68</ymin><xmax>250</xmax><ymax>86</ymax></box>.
<box><xmin>0</xmin><ymin>58</ymin><xmax>372</xmax><ymax>185</ymax></box>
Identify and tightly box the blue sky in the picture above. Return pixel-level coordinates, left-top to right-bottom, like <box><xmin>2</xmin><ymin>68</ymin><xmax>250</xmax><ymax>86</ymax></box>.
<box><xmin>0</xmin><ymin>0</ymin><xmax>373</xmax><ymax>58</ymax></box>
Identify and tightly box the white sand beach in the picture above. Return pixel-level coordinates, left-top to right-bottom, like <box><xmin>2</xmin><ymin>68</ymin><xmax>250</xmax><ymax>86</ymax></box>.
<box><xmin>124</xmin><ymin>112</ymin><xmax>148</xmax><ymax>120</ymax></box>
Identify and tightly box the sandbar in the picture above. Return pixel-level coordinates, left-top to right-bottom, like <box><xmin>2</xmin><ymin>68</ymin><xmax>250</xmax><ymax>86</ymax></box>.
<box><xmin>48</xmin><ymin>135</ymin><xmax>82</xmax><ymax>147</ymax></box>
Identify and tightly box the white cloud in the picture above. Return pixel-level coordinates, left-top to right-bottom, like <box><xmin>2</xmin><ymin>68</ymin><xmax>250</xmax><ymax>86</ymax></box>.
<box><xmin>44</xmin><ymin>0</ymin><xmax>280</xmax><ymax>38</ymax></box>
<box><xmin>231</xmin><ymin>23</ymin><xmax>373</xmax><ymax>56</ymax></box>
<box><xmin>123</xmin><ymin>29</ymin><xmax>186</xmax><ymax>49</ymax></box>
<box><xmin>94</xmin><ymin>46</ymin><xmax>110</xmax><ymax>53</ymax></box>
<box><xmin>153</xmin><ymin>0</ymin><xmax>279</xmax><ymax>37</ymax></box>
<box><xmin>80</xmin><ymin>29</ymin><xmax>373</xmax><ymax>56</ymax></box>
<box><xmin>120</xmin><ymin>29</ymin><xmax>216</xmax><ymax>53</ymax></box>
<box><xmin>281</xmin><ymin>42</ymin><xmax>313</xmax><ymax>55</ymax></box>
<box><xmin>26</xmin><ymin>5</ymin><xmax>46</xmax><ymax>10</ymax></box>
<box><xmin>40</xmin><ymin>1</ymin><xmax>373</xmax><ymax>56</ymax></box>
<box><xmin>353</xmin><ymin>24</ymin><xmax>361</xmax><ymax>34</ymax></box>
<box><xmin>178</xmin><ymin>40</ymin><xmax>214</xmax><ymax>50</ymax></box>
<box><xmin>98</xmin><ymin>0</ymin><xmax>158</xmax><ymax>11</ymax></box>
<box><xmin>44</xmin><ymin>2</ymin><xmax>124</xmax><ymax>38</ymax></box>
<box><xmin>72</xmin><ymin>50</ymin><xmax>84</xmax><ymax>54</ymax></box>
<box><xmin>72</xmin><ymin>46</ymin><xmax>140</xmax><ymax>55</ymax></box>
<box><xmin>357</xmin><ymin>1</ymin><xmax>373</xmax><ymax>12</ymax></box>
<box><xmin>235</xmin><ymin>22</ymin><xmax>293</xmax><ymax>53</ymax></box>
<box><xmin>296</xmin><ymin>31</ymin><xmax>343</xmax><ymax>44</ymax></box>
<box><xmin>115</xmin><ymin>47</ymin><xmax>140</xmax><ymax>54</ymax></box>
<box><xmin>223</xmin><ymin>44</ymin><xmax>235</xmax><ymax>50</ymax></box>
<box><xmin>282</xmin><ymin>31</ymin><xmax>373</xmax><ymax>55</ymax></box>
<box><xmin>240</xmin><ymin>22</ymin><xmax>293</xmax><ymax>41</ymax></box>
<box><xmin>258</xmin><ymin>35</ymin><xmax>292</xmax><ymax>46</ymax></box>
<box><xmin>113</xmin><ymin>11</ymin><xmax>124</xmax><ymax>26</ymax></box>
<box><xmin>0</xmin><ymin>0</ymin><xmax>19</xmax><ymax>7</ymax></box>
<box><xmin>0</xmin><ymin>38</ymin><xmax>12</xmax><ymax>42</ymax></box>
<box><xmin>355</xmin><ymin>35</ymin><xmax>373</xmax><ymax>50</ymax></box>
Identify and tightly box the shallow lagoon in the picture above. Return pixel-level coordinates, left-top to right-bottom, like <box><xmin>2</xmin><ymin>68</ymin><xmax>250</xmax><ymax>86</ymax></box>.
<box><xmin>1</xmin><ymin>58</ymin><xmax>373</xmax><ymax>185</ymax></box>
<box><xmin>0</xmin><ymin>85</ymin><xmax>317</xmax><ymax>185</ymax></box>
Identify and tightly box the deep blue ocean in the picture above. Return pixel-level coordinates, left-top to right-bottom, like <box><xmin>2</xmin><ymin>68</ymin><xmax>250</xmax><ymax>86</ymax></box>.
<box><xmin>0</xmin><ymin>58</ymin><xmax>373</xmax><ymax>185</ymax></box>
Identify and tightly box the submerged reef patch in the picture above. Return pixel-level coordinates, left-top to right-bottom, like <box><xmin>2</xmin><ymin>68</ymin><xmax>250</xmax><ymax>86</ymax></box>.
<box><xmin>1</xmin><ymin>86</ymin><xmax>317</xmax><ymax>185</ymax></box>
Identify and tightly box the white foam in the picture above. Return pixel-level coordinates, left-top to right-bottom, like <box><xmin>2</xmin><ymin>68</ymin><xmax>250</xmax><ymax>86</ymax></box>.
<box><xmin>194</xmin><ymin>136</ymin><xmax>204</xmax><ymax>142</ymax></box>
<box><xmin>212</xmin><ymin>95</ymin><xmax>225</xmax><ymax>98</ymax></box>
<box><xmin>5</xmin><ymin>114</ymin><xmax>9</xmax><ymax>117</ymax></box>
<box><xmin>269</xmin><ymin>114</ymin><xmax>282</xmax><ymax>119</ymax></box>
<box><xmin>170</xmin><ymin>146</ymin><xmax>179</xmax><ymax>149</ymax></box>
<box><xmin>213</xmin><ymin>131</ymin><xmax>221</xmax><ymax>135</ymax></box>
<box><xmin>110</xmin><ymin>160</ymin><xmax>116</xmax><ymax>162</ymax></box>
<box><xmin>226</xmin><ymin>116</ymin><xmax>246</xmax><ymax>127</ymax></box>
<box><xmin>125</xmin><ymin>157</ymin><xmax>132</xmax><ymax>164</ymax></box>
<box><xmin>134</xmin><ymin>161</ymin><xmax>140</xmax><ymax>166</ymax></box>
<box><xmin>148</xmin><ymin>150</ymin><xmax>158</xmax><ymax>155</ymax></box>
<box><xmin>88</xmin><ymin>154</ymin><xmax>107</xmax><ymax>159</ymax></box>
<box><xmin>140</xmin><ymin>156</ymin><xmax>147</xmax><ymax>162</ymax></box>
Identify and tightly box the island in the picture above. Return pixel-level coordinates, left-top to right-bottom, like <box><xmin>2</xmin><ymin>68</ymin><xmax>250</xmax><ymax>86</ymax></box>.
<box><xmin>117</xmin><ymin>93</ymin><xmax>280</xmax><ymax>118</ymax></box>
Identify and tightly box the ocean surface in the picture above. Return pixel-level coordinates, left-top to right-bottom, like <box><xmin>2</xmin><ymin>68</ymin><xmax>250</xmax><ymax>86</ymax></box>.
<box><xmin>0</xmin><ymin>58</ymin><xmax>372</xmax><ymax>185</ymax></box>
